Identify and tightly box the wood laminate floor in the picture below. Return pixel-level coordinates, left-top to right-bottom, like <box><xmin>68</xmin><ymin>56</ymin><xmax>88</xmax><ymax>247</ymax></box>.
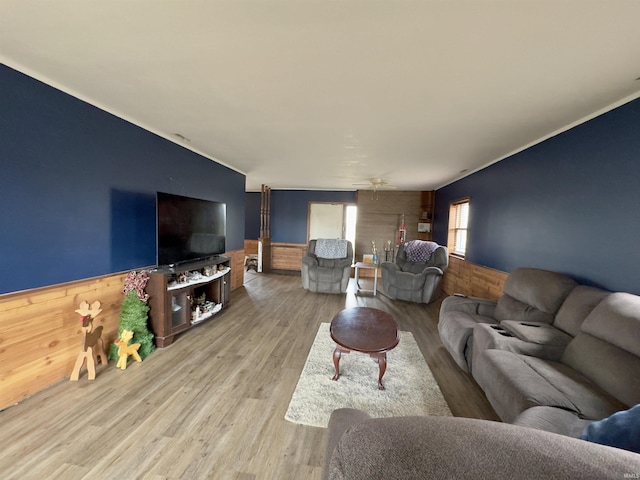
<box><xmin>0</xmin><ymin>272</ymin><xmax>498</xmax><ymax>480</ymax></box>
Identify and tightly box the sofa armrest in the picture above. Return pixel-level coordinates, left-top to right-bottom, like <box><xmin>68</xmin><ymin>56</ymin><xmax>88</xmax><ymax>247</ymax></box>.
<box><xmin>325</xmin><ymin>413</ymin><xmax>640</xmax><ymax>480</ymax></box>
<box><xmin>323</xmin><ymin>409</ymin><xmax>372</xmax><ymax>480</ymax></box>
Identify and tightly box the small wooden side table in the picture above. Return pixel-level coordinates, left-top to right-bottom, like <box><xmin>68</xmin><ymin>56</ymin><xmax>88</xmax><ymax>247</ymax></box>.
<box><xmin>353</xmin><ymin>262</ymin><xmax>379</xmax><ymax>296</ymax></box>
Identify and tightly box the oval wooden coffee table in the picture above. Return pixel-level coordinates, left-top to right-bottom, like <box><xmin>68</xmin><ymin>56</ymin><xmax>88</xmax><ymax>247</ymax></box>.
<box><xmin>330</xmin><ymin>307</ymin><xmax>400</xmax><ymax>390</ymax></box>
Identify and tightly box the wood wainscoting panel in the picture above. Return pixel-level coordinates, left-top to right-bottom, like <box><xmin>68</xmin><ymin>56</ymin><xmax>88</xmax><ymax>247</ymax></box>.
<box><xmin>225</xmin><ymin>249</ymin><xmax>245</xmax><ymax>291</ymax></box>
<box><xmin>442</xmin><ymin>256</ymin><xmax>508</xmax><ymax>301</ymax></box>
<box><xmin>0</xmin><ymin>250</ymin><xmax>246</xmax><ymax>411</ymax></box>
<box><xmin>356</xmin><ymin>190</ymin><xmax>422</xmax><ymax>262</ymax></box>
<box><xmin>271</xmin><ymin>243</ymin><xmax>306</xmax><ymax>271</ymax></box>
<box><xmin>0</xmin><ymin>272</ymin><xmax>127</xmax><ymax>409</ymax></box>
<box><xmin>244</xmin><ymin>239</ymin><xmax>259</xmax><ymax>255</ymax></box>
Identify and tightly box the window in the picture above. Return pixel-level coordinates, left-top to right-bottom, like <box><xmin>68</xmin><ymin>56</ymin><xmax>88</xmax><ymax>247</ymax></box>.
<box><xmin>448</xmin><ymin>198</ymin><xmax>470</xmax><ymax>257</ymax></box>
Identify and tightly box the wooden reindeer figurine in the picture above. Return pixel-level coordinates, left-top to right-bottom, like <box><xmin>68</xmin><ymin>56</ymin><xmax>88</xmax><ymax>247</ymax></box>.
<box><xmin>115</xmin><ymin>329</ymin><xmax>142</xmax><ymax>370</ymax></box>
<box><xmin>70</xmin><ymin>300</ymin><xmax>108</xmax><ymax>381</ymax></box>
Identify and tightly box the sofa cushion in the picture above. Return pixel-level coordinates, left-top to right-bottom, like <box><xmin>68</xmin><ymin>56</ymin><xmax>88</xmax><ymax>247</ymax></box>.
<box><xmin>390</xmin><ymin>270</ymin><xmax>427</xmax><ymax>290</ymax></box>
<box><xmin>562</xmin><ymin>333</ymin><xmax>640</xmax><ymax>409</ymax></box>
<box><xmin>494</xmin><ymin>268</ymin><xmax>576</xmax><ymax>323</ymax></box>
<box><xmin>472</xmin><ymin>323</ymin><xmax>568</xmax><ymax>365</ymax></box>
<box><xmin>317</xmin><ymin>257</ymin><xmax>348</xmax><ymax>268</ymax></box>
<box><xmin>438</xmin><ymin>311</ymin><xmax>496</xmax><ymax>372</ymax></box>
<box><xmin>580</xmin><ymin>292</ymin><xmax>640</xmax><ymax>357</ymax></box>
<box><xmin>561</xmin><ymin>292</ymin><xmax>640</xmax><ymax>408</ymax></box>
<box><xmin>553</xmin><ymin>285</ymin><xmax>609</xmax><ymax>336</ymax></box>
<box><xmin>513</xmin><ymin>406</ymin><xmax>592</xmax><ymax>438</ymax></box>
<box><xmin>473</xmin><ymin>349</ymin><xmax>626</xmax><ymax>423</ymax></box>
<box><xmin>494</xmin><ymin>294</ymin><xmax>555</xmax><ymax>323</ymax></box>
<box><xmin>501</xmin><ymin>321</ymin><xmax>573</xmax><ymax>346</ymax></box>
<box><xmin>581</xmin><ymin>404</ymin><xmax>640</xmax><ymax>454</ymax></box>
<box><xmin>308</xmin><ymin>265</ymin><xmax>346</xmax><ymax>282</ymax></box>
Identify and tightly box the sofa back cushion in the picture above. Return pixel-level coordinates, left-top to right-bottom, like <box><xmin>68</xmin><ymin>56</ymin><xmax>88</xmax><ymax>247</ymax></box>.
<box><xmin>562</xmin><ymin>292</ymin><xmax>640</xmax><ymax>407</ymax></box>
<box><xmin>553</xmin><ymin>286</ymin><xmax>610</xmax><ymax>337</ymax></box>
<box><xmin>494</xmin><ymin>268</ymin><xmax>576</xmax><ymax>323</ymax></box>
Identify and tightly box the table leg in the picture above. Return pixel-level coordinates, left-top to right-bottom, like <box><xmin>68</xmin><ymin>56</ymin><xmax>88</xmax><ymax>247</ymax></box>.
<box><xmin>373</xmin><ymin>269</ymin><xmax>378</xmax><ymax>296</ymax></box>
<box><xmin>372</xmin><ymin>352</ymin><xmax>387</xmax><ymax>390</ymax></box>
<box><xmin>332</xmin><ymin>346</ymin><xmax>349</xmax><ymax>381</ymax></box>
<box><xmin>355</xmin><ymin>266</ymin><xmax>360</xmax><ymax>291</ymax></box>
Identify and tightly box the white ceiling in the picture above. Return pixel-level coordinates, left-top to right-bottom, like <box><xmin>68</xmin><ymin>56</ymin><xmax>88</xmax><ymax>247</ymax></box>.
<box><xmin>2</xmin><ymin>1</ymin><xmax>640</xmax><ymax>192</ymax></box>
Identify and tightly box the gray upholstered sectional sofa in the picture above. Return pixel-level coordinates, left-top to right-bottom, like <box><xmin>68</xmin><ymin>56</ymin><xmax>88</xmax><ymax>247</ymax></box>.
<box><xmin>323</xmin><ymin>408</ymin><xmax>640</xmax><ymax>479</ymax></box>
<box><xmin>439</xmin><ymin>267</ymin><xmax>640</xmax><ymax>436</ymax></box>
<box><xmin>438</xmin><ymin>267</ymin><xmax>579</xmax><ymax>373</ymax></box>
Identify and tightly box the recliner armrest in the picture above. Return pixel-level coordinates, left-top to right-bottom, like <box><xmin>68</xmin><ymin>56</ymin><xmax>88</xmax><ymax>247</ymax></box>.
<box><xmin>421</xmin><ymin>266</ymin><xmax>444</xmax><ymax>276</ymax></box>
<box><xmin>301</xmin><ymin>255</ymin><xmax>319</xmax><ymax>267</ymax></box>
<box><xmin>332</xmin><ymin>258</ymin><xmax>353</xmax><ymax>269</ymax></box>
<box><xmin>380</xmin><ymin>262</ymin><xmax>400</xmax><ymax>272</ymax></box>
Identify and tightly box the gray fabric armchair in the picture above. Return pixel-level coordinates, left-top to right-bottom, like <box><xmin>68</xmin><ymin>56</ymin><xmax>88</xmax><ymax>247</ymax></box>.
<box><xmin>380</xmin><ymin>241</ymin><xmax>448</xmax><ymax>304</ymax></box>
<box><xmin>301</xmin><ymin>239</ymin><xmax>353</xmax><ymax>294</ymax></box>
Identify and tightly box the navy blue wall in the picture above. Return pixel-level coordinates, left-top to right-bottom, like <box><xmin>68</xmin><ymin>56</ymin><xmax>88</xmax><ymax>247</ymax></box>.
<box><xmin>245</xmin><ymin>192</ymin><xmax>262</xmax><ymax>240</ymax></box>
<box><xmin>246</xmin><ymin>190</ymin><xmax>356</xmax><ymax>243</ymax></box>
<box><xmin>0</xmin><ymin>65</ymin><xmax>245</xmax><ymax>295</ymax></box>
<box><xmin>434</xmin><ymin>97</ymin><xmax>640</xmax><ymax>294</ymax></box>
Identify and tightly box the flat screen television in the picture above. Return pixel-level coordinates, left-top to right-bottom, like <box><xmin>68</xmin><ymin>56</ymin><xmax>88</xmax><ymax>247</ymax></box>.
<box><xmin>156</xmin><ymin>192</ymin><xmax>226</xmax><ymax>267</ymax></box>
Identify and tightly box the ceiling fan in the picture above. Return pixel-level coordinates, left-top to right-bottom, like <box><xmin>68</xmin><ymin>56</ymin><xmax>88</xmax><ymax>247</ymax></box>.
<box><xmin>352</xmin><ymin>177</ymin><xmax>397</xmax><ymax>191</ymax></box>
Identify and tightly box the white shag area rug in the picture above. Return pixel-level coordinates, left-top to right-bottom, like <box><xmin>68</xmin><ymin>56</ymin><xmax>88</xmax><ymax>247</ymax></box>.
<box><xmin>285</xmin><ymin>322</ymin><xmax>452</xmax><ymax>428</ymax></box>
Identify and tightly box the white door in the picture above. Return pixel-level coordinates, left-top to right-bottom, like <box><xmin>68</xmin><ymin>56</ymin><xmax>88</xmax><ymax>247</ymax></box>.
<box><xmin>308</xmin><ymin>203</ymin><xmax>344</xmax><ymax>240</ymax></box>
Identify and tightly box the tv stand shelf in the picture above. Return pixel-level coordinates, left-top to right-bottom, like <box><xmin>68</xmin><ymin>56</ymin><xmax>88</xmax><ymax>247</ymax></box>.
<box><xmin>148</xmin><ymin>256</ymin><xmax>230</xmax><ymax>347</ymax></box>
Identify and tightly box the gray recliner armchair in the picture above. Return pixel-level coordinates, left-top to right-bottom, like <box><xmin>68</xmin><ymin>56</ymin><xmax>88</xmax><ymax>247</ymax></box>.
<box><xmin>380</xmin><ymin>241</ymin><xmax>448</xmax><ymax>304</ymax></box>
<box><xmin>301</xmin><ymin>239</ymin><xmax>353</xmax><ymax>294</ymax></box>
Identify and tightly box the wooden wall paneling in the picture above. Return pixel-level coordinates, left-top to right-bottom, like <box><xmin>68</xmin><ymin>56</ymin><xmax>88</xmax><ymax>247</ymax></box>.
<box><xmin>442</xmin><ymin>256</ymin><xmax>508</xmax><ymax>301</ymax></box>
<box><xmin>271</xmin><ymin>243</ymin><xmax>306</xmax><ymax>271</ymax></box>
<box><xmin>225</xmin><ymin>249</ymin><xmax>246</xmax><ymax>291</ymax></box>
<box><xmin>0</xmin><ymin>272</ymin><xmax>127</xmax><ymax>409</ymax></box>
<box><xmin>355</xmin><ymin>190</ymin><xmax>421</xmax><ymax>261</ymax></box>
<box><xmin>0</xmin><ymin>251</ymin><xmax>246</xmax><ymax>411</ymax></box>
<box><xmin>244</xmin><ymin>239</ymin><xmax>259</xmax><ymax>255</ymax></box>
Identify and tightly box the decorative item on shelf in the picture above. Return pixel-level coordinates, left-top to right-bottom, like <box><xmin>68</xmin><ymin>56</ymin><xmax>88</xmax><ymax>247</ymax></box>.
<box><xmin>398</xmin><ymin>214</ymin><xmax>406</xmax><ymax>245</ymax></box>
<box><xmin>362</xmin><ymin>254</ymin><xmax>374</xmax><ymax>263</ymax></box>
<box><xmin>384</xmin><ymin>241</ymin><xmax>392</xmax><ymax>262</ymax></box>
<box><xmin>193</xmin><ymin>292</ymin><xmax>206</xmax><ymax>306</ymax></box>
<box><xmin>202</xmin><ymin>265</ymin><xmax>216</xmax><ymax>276</ymax></box>
<box><xmin>177</xmin><ymin>272</ymin><xmax>188</xmax><ymax>283</ymax></box>
<box><xmin>70</xmin><ymin>300</ymin><xmax>108</xmax><ymax>381</ymax></box>
<box><xmin>114</xmin><ymin>329</ymin><xmax>142</xmax><ymax>370</ymax></box>
<box><xmin>418</xmin><ymin>222</ymin><xmax>432</xmax><ymax>233</ymax></box>
<box><xmin>371</xmin><ymin>241</ymin><xmax>379</xmax><ymax>265</ymax></box>
<box><xmin>108</xmin><ymin>270</ymin><xmax>156</xmax><ymax>364</ymax></box>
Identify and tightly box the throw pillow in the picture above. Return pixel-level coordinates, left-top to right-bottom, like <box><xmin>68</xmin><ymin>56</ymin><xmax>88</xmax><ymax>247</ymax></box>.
<box><xmin>580</xmin><ymin>404</ymin><xmax>640</xmax><ymax>454</ymax></box>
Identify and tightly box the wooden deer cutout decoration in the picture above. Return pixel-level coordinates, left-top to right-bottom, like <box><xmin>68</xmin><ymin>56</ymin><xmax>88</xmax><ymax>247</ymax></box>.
<box><xmin>115</xmin><ymin>329</ymin><xmax>142</xmax><ymax>370</ymax></box>
<box><xmin>70</xmin><ymin>300</ymin><xmax>108</xmax><ymax>381</ymax></box>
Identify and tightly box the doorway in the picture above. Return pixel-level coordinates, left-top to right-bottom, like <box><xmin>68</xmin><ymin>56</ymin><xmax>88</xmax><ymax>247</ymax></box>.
<box><xmin>308</xmin><ymin>202</ymin><xmax>357</xmax><ymax>254</ymax></box>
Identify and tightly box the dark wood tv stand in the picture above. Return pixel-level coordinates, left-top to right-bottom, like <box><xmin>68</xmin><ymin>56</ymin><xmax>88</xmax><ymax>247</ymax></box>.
<box><xmin>147</xmin><ymin>256</ymin><xmax>231</xmax><ymax>347</ymax></box>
